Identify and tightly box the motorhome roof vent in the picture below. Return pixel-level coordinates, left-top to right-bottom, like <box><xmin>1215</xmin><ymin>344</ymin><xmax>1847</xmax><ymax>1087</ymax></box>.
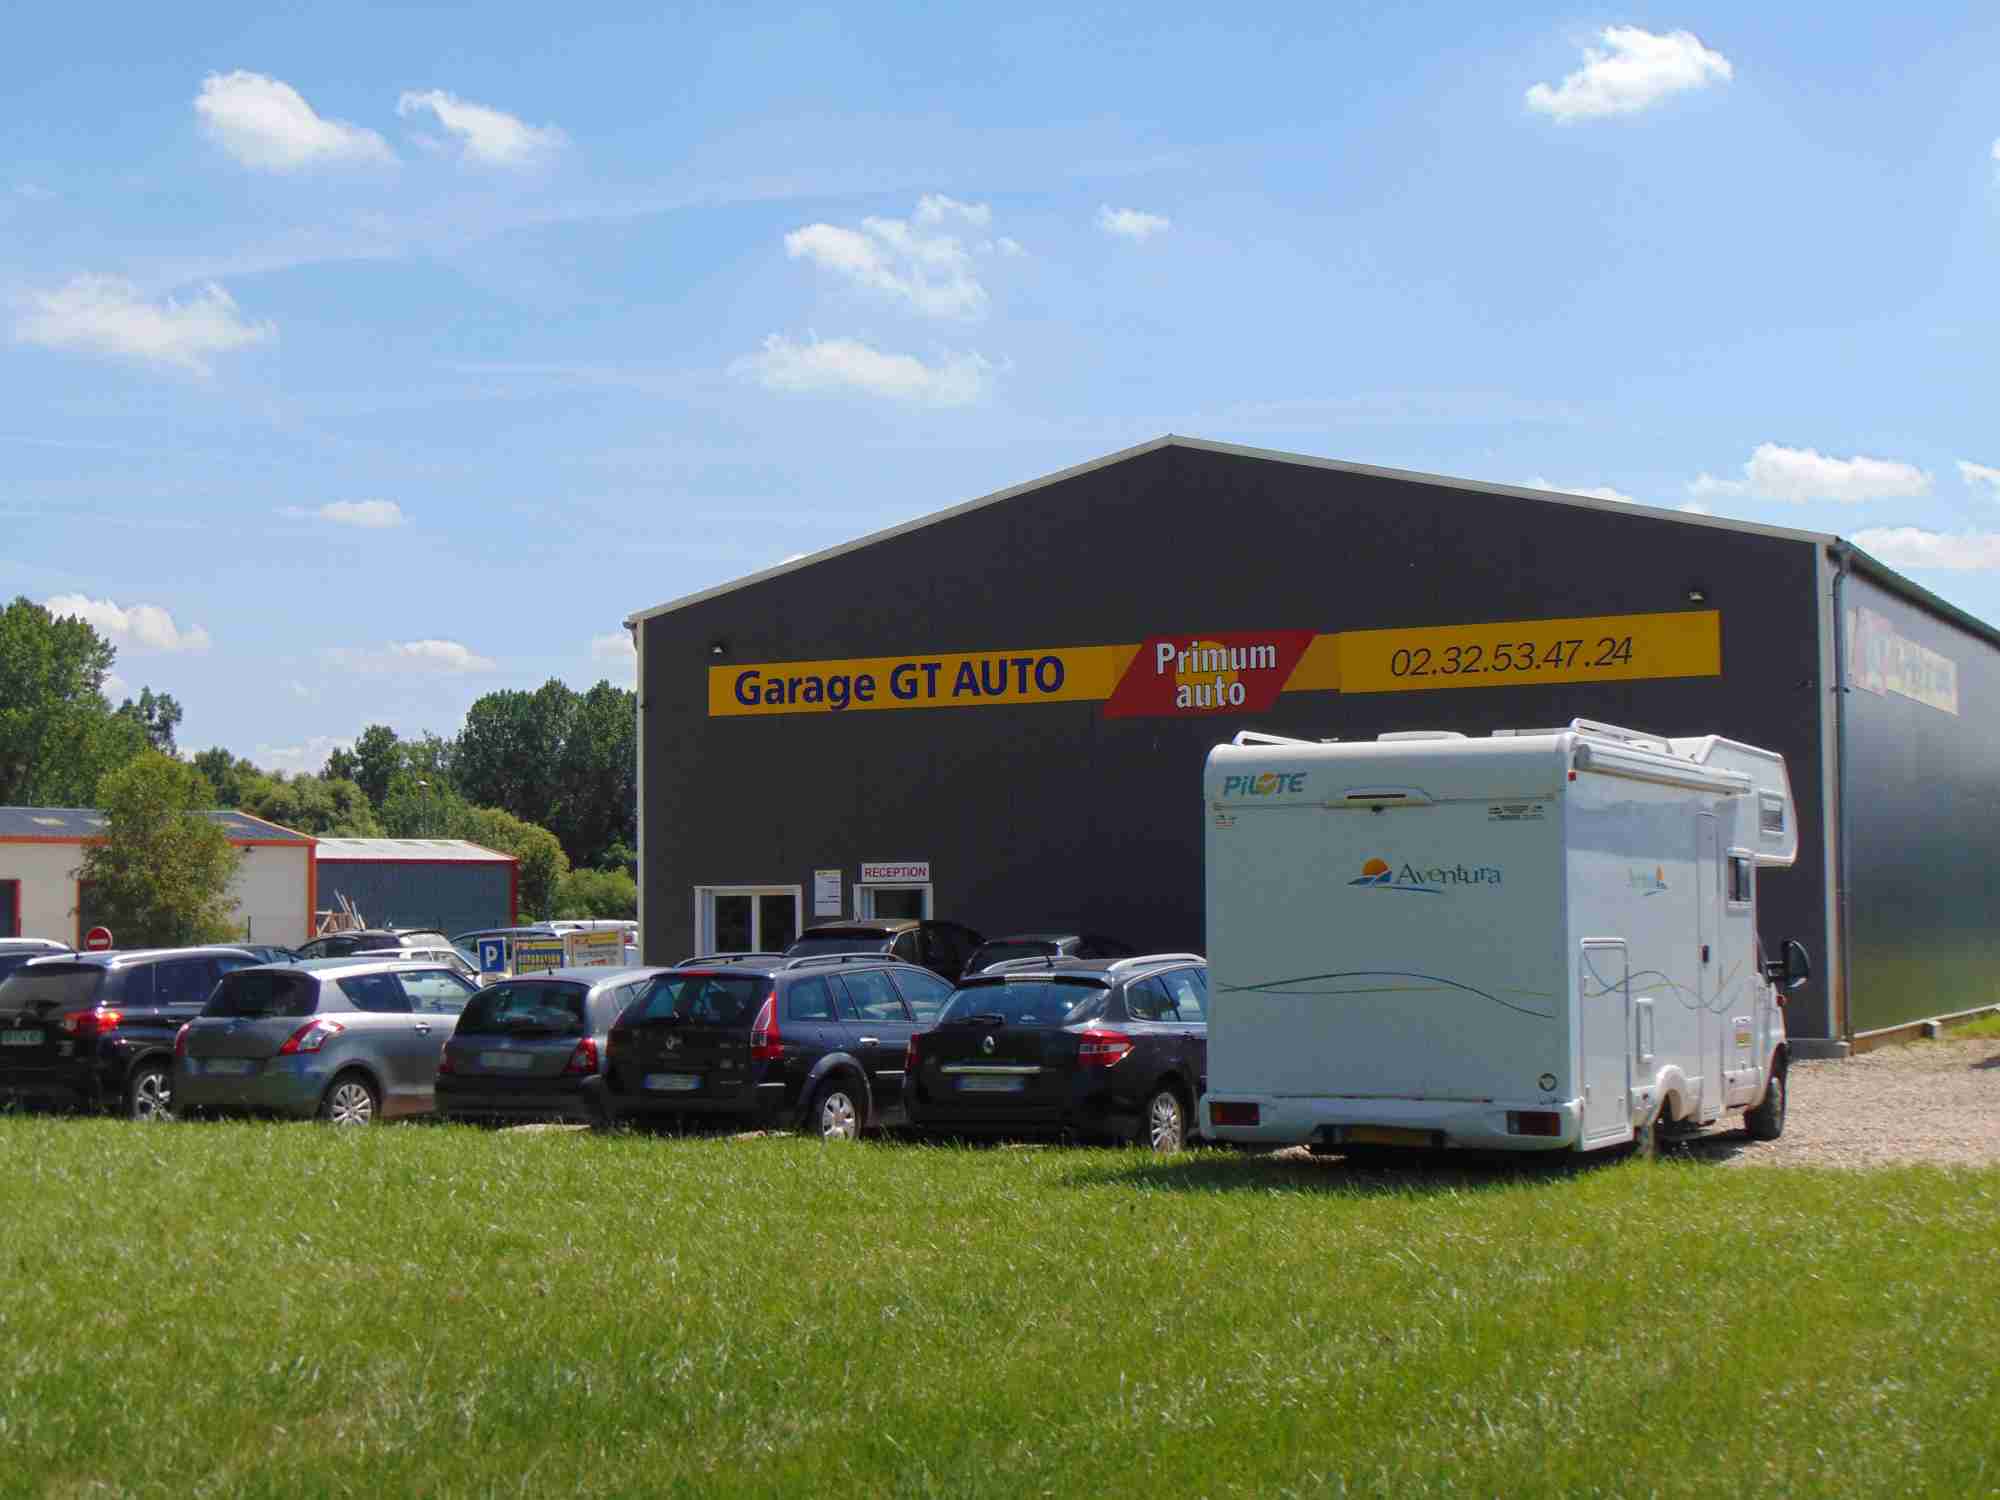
<box><xmin>1376</xmin><ymin>731</ymin><xmax>1466</xmax><ymax>741</ymax></box>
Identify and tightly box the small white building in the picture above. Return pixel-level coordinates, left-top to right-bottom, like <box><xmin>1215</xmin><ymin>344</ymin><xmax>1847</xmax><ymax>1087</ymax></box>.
<box><xmin>0</xmin><ymin>807</ymin><xmax>316</xmax><ymax>947</ymax></box>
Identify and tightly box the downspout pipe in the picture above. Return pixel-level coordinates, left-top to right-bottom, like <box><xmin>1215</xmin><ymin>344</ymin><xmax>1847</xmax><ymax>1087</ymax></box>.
<box><xmin>1827</xmin><ymin>541</ymin><xmax>1854</xmax><ymax>1048</ymax></box>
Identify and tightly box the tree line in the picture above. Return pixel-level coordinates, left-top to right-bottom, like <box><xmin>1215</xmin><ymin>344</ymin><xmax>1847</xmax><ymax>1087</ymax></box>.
<box><xmin>1</xmin><ymin>596</ymin><xmax>638</xmax><ymax>941</ymax></box>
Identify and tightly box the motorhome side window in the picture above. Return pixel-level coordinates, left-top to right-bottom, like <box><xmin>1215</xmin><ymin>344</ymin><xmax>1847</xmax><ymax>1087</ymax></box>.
<box><xmin>1727</xmin><ymin>855</ymin><xmax>1753</xmax><ymax>905</ymax></box>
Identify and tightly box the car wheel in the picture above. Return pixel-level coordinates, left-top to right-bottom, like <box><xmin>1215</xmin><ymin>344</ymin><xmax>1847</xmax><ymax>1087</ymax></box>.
<box><xmin>1744</xmin><ymin>1060</ymin><xmax>1787</xmax><ymax>1141</ymax></box>
<box><xmin>810</xmin><ymin>1079</ymin><xmax>861</xmax><ymax>1141</ymax></box>
<box><xmin>1144</xmin><ymin>1086</ymin><xmax>1188</xmax><ymax>1152</ymax></box>
<box><xmin>126</xmin><ymin>1063</ymin><xmax>173</xmax><ymax>1122</ymax></box>
<box><xmin>319</xmin><ymin>1072</ymin><xmax>380</xmax><ymax>1126</ymax></box>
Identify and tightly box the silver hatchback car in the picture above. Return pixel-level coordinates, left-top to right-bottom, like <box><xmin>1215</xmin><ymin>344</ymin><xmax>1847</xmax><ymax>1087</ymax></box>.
<box><xmin>173</xmin><ymin>958</ymin><xmax>478</xmax><ymax>1124</ymax></box>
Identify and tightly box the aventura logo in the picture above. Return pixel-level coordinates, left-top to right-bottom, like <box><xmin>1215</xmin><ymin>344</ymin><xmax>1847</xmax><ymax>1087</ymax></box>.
<box><xmin>1349</xmin><ymin>856</ymin><xmax>1502</xmax><ymax>893</ymax></box>
<box><xmin>1220</xmin><ymin>771</ymin><xmax>1307</xmax><ymax>797</ymax></box>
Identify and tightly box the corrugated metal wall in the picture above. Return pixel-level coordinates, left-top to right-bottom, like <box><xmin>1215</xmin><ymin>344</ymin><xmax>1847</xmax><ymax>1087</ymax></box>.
<box><xmin>314</xmin><ymin>862</ymin><xmax>512</xmax><ymax>938</ymax></box>
<box><xmin>1838</xmin><ymin>566</ymin><xmax>2000</xmax><ymax>1033</ymax></box>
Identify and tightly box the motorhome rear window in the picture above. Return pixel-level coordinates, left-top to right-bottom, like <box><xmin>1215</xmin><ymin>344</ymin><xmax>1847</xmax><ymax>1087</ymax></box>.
<box><xmin>1759</xmin><ymin>794</ymin><xmax>1786</xmax><ymax>834</ymax></box>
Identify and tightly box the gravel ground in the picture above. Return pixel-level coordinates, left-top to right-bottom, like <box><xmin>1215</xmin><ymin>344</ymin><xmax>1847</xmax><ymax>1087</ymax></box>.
<box><xmin>1674</xmin><ymin>1035</ymin><xmax>2000</xmax><ymax>1168</ymax></box>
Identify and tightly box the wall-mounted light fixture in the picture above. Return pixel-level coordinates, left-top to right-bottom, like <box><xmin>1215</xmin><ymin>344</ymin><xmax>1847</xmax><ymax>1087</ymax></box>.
<box><xmin>709</xmin><ymin>640</ymin><xmax>727</xmax><ymax>657</ymax></box>
<box><xmin>1685</xmin><ymin>585</ymin><xmax>1708</xmax><ymax>604</ymax></box>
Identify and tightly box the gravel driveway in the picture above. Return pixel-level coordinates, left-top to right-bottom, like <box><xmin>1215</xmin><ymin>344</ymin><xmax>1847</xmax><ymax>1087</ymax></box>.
<box><xmin>1675</xmin><ymin>1035</ymin><xmax>2000</xmax><ymax>1168</ymax></box>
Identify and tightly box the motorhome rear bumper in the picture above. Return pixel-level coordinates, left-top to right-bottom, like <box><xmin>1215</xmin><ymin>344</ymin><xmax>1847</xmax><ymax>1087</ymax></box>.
<box><xmin>1201</xmin><ymin>1095</ymin><xmax>1584</xmax><ymax>1151</ymax></box>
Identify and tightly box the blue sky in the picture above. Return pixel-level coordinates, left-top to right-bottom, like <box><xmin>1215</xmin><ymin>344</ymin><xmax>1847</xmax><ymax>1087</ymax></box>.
<box><xmin>5</xmin><ymin>3</ymin><xmax>1999</xmax><ymax>772</ymax></box>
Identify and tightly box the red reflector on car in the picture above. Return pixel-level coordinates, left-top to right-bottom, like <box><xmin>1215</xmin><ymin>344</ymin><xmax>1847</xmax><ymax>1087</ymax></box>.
<box><xmin>1209</xmin><ymin>1101</ymin><xmax>1260</xmax><ymax>1127</ymax></box>
<box><xmin>1507</xmin><ymin>1110</ymin><xmax>1561</xmax><ymax>1136</ymax></box>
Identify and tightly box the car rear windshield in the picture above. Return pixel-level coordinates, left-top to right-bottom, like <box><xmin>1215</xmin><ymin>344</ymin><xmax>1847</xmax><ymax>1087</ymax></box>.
<box><xmin>457</xmin><ymin>980</ymin><xmax>590</xmax><ymax>1036</ymax></box>
<box><xmin>629</xmin><ymin>973</ymin><xmax>767</xmax><ymax>1027</ymax></box>
<box><xmin>784</xmin><ymin>934</ymin><xmax>888</xmax><ymax>959</ymax></box>
<box><xmin>0</xmin><ymin>964</ymin><xmax>106</xmax><ymax>1012</ymax></box>
<box><xmin>965</xmin><ymin>941</ymin><xmax>1058</xmax><ymax>971</ymax></box>
<box><xmin>937</xmin><ymin>979</ymin><xmax>1104</xmax><ymax>1027</ymax></box>
<box><xmin>204</xmin><ymin>970</ymin><xmax>319</xmax><ymax>1019</ymax></box>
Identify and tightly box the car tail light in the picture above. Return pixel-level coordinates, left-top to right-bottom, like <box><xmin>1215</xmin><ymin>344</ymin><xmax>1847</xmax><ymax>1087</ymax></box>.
<box><xmin>749</xmin><ymin>991</ymin><xmax>782</xmax><ymax>1062</ymax></box>
<box><xmin>1076</xmin><ymin>1029</ymin><xmax>1133</xmax><ymax>1068</ymax></box>
<box><xmin>60</xmin><ymin>1008</ymin><xmax>122</xmax><ymax>1038</ymax></box>
<box><xmin>1210</xmin><ymin>1101</ymin><xmax>1260</xmax><ymax>1127</ymax></box>
<box><xmin>173</xmin><ymin>1023</ymin><xmax>191</xmax><ymax>1059</ymax></box>
<box><xmin>904</xmin><ymin>1033</ymin><xmax>923</xmax><ymax>1072</ymax></box>
<box><xmin>562</xmin><ymin>1038</ymin><xmax>600</xmax><ymax>1075</ymax></box>
<box><xmin>277</xmin><ymin>1019</ymin><xmax>345</xmax><ymax>1055</ymax></box>
<box><xmin>436</xmin><ymin>1050</ymin><xmax>455</xmax><ymax>1075</ymax></box>
<box><xmin>1507</xmin><ymin>1110</ymin><xmax>1561</xmax><ymax>1137</ymax></box>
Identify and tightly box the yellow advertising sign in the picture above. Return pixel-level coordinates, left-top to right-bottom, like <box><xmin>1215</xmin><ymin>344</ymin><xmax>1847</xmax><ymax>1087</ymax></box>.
<box><xmin>512</xmin><ymin>937</ymin><xmax>566</xmax><ymax>975</ymax></box>
<box><xmin>1337</xmin><ymin>610</ymin><xmax>1721</xmax><ymax>695</ymax></box>
<box><xmin>564</xmin><ymin>930</ymin><xmax>626</xmax><ymax>968</ymax></box>
<box><xmin>707</xmin><ymin>610</ymin><xmax>1720</xmax><ymax>718</ymax></box>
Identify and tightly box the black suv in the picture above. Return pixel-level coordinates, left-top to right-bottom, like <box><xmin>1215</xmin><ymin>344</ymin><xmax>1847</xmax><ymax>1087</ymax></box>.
<box><xmin>0</xmin><ymin>946</ymin><xmax>260</xmax><ymax>1118</ymax></box>
<box><xmin>0</xmin><ymin>939</ymin><xmax>72</xmax><ymax>986</ymax></box>
<box><xmin>903</xmin><ymin>954</ymin><xmax>1210</xmax><ymax>1150</ymax></box>
<box><xmin>961</xmin><ymin>932</ymin><xmax>1138</xmax><ymax>976</ymax></box>
<box><xmin>295</xmin><ymin>928</ymin><xmax>450</xmax><ymax>961</ymax></box>
<box><xmin>783</xmin><ymin>920</ymin><xmax>984</xmax><ymax>981</ymax></box>
<box><xmin>595</xmin><ymin>954</ymin><xmax>958</xmax><ymax>1138</ymax></box>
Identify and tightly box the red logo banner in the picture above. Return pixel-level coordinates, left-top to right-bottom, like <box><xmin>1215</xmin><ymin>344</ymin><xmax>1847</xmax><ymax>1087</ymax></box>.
<box><xmin>1102</xmin><ymin>631</ymin><xmax>1316</xmax><ymax>718</ymax></box>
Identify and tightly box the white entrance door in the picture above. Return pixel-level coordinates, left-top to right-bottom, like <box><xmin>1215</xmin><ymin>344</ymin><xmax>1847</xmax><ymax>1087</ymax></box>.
<box><xmin>1578</xmin><ymin>940</ymin><xmax>1631</xmax><ymax>1147</ymax></box>
<box><xmin>695</xmin><ymin>886</ymin><xmax>802</xmax><ymax>958</ymax></box>
<box><xmin>1695</xmin><ymin>814</ymin><xmax>1721</xmax><ymax>1118</ymax></box>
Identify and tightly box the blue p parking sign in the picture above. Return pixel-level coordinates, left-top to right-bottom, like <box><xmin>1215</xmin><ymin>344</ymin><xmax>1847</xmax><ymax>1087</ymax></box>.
<box><xmin>477</xmin><ymin>938</ymin><xmax>508</xmax><ymax>974</ymax></box>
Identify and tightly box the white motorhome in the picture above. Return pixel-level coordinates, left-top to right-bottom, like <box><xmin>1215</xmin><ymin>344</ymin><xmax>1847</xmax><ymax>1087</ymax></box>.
<box><xmin>1200</xmin><ymin>720</ymin><xmax>1809</xmax><ymax>1156</ymax></box>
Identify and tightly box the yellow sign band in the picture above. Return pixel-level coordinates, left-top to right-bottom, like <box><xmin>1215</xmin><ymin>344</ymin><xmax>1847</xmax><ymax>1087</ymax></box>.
<box><xmin>1337</xmin><ymin>610</ymin><xmax>1720</xmax><ymax>694</ymax></box>
<box><xmin>709</xmin><ymin>645</ymin><xmax>1139</xmax><ymax>717</ymax></box>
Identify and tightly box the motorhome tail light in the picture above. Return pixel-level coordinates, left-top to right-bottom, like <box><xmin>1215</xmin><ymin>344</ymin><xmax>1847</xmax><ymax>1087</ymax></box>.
<box><xmin>1075</xmin><ymin>1030</ymin><xmax>1133</xmax><ymax>1068</ymax></box>
<box><xmin>1209</xmin><ymin>1101</ymin><xmax>1260</xmax><ymax>1128</ymax></box>
<box><xmin>749</xmin><ymin>992</ymin><xmax>783</xmax><ymax>1062</ymax></box>
<box><xmin>1507</xmin><ymin>1110</ymin><xmax>1561</xmax><ymax>1137</ymax></box>
<box><xmin>562</xmin><ymin>1038</ymin><xmax>600</xmax><ymax>1075</ymax></box>
<box><xmin>173</xmin><ymin>1023</ymin><xmax>191</xmax><ymax>1059</ymax></box>
<box><xmin>277</xmin><ymin>1019</ymin><xmax>345</xmax><ymax>1055</ymax></box>
<box><xmin>60</xmin><ymin>1009</ymin><xmax>122</xmax><ymax>1038</ymax></box>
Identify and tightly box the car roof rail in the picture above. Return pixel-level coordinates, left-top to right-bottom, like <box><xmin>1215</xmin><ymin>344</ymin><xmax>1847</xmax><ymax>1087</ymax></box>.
<box><xmin>676</xmin><ymin>951</ymin><xmax>785</xmax><ymax>966</ymax></box>
<box><xmin>980</xmin><ymin>955</ymin><xmax>1062</xmax><ymax>973</ymax></box>
<box><xmin>1104</xmin><ymin>952</ymin><xmax>1207</xmax><ymax>972</ymax></box>
<box><xmin>781</xmin><ymin>952</ymin><xmax>895</xmax><ymax>971</ymax></box>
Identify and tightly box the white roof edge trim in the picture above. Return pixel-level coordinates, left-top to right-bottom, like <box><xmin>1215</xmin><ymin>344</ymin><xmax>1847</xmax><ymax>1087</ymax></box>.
<box><xmin>621</xmin><ymin>434</ymin><xmax>1836</xmax><ymax>629</ymax></box>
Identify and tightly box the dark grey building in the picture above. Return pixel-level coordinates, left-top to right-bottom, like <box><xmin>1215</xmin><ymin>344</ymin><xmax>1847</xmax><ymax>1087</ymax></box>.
<box><xmin>628</xmin><ymin>436</ymin><xmax>2000</xmax><ymax>1052</ymax></box>
<box><xmin>312</xmin><ymin>838</ymin><xmax>518</xmax><ymax>937</ymax></box>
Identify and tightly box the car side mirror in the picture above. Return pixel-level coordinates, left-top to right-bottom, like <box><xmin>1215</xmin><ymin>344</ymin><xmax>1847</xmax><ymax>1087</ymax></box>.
<box><xmin>1764</xmin><ymin>938</ymin><xmax>1810</xmax><ymax>991</ymax></box>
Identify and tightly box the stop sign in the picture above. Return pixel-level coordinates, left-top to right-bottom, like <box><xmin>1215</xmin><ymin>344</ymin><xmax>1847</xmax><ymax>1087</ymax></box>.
<box><xmin>83</xmin><ymin>926</ymin><xmax>113</xmax><ymax>952</ymax></box>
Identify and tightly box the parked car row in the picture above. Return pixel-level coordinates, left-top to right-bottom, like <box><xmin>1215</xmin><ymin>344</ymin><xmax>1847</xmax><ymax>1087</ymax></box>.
<box><xmin>711</xmin><ymin>918</ymin><xmax>1147</xmax><ymax>984</ymax></box>
<box><xmin>0</xmin><ymin>942</ymin><xmax>1210</xmax><ymax>1148</ymax></box>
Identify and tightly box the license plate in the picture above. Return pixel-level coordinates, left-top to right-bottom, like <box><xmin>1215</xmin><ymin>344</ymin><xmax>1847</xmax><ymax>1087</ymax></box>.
<box><xmin>1344</xmin><ymin>1125</ymin><xmax>1431</xmax><ymax>1148</ymax></box>
<box><xmin>957</xmin><ymin>1075</ymin><xmax>1026</xmax><ymax>1093</ymax></box>
<box><xmin>205</xmin><ymin>1058</ymin><xmax>257</xmax><ymax>1076</ymax></box>
<box><xmin>481</xmin><ymin>1051</ymin><xmax>536</xmax><ymax>1072</ymax></box>
<box><xmin>0</xmin><ymin>1029</ymin><xmax>42</xmax><ymax>1047</ymax></box>
<box><xmin>644</xmin><ymin>1072</ymin><xmax>700</xmax><ymax>1092</ymax></box>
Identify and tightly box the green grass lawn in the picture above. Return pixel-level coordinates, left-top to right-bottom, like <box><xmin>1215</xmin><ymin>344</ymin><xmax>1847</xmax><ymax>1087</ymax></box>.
<box><xmin>1949</xmin><ymin>1012</ymin><xmax>2000</xmax><ymax>1040</ymax></box>
<box><xmin>3</xmin><ymin>1120</ymin><xmax>1996</xmax><ymax>1499</ymax></box>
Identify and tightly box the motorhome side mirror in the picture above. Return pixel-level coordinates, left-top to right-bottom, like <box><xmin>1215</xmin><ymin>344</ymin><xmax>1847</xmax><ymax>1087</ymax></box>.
<box><xmin>1767</xmin><ymin>938</ymin><xmax>1811</xmax><ymax>991</ymax></box>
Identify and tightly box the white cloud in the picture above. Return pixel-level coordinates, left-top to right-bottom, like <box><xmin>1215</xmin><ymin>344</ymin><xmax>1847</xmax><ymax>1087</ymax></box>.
<box><xmin>195</xmin><ymin>71</ymin><xmax>395</xmax><ymax>171</ymax></box>
<box><xmin>252</xmin><ymin>735</ymin><xmax>352</xmax><ymax>777</ymax></box>
<box><xmin>1097</xmin><ymin>205</ymin><xmax>1171</xmax><ymax>241</ymax></box>
<box><xmin>1850</xmin><ymin>527</ymin><xmax>2000</xmax><ymax>572</ymax></box>
<box><xmin>1525</xmin><ymin>476</ymin><xmax>1638</xmax><ymax>505</ymax></box>
<box><xmin>103</xmin><ymin>672</ymin><xmax>130</xmax><ymax>703</ymax></box>
<box><xmin>1958</xmin><ymin>460</ymin><xmax>2000</xmax><ymax>496</ymax></box>
<box><xmin>732</xmin><ymin>334</ymin><xmax>994</xmax><ymax>407</ymax></box>
<box><xmin>278</xmin><ymin>499</ymin><xmax>407</xmax><ymax>528</ymax></box>
<box><xmin>1991</xmin><ymin>139</ymin><xmax>2000</xmax><ymax>164</ymax></box>
<box><xmin>1692</xmin><ymin>443</ymin><xmax>1932</xmax><ymax>505</ymax></box>
<box><xmin>44</xmin><ymin>595</ymin><xmax>212</xmax><ymax>653</ymax></box>
<box><xmin>783</xmin><ymin>196</ymin><xmax>1001</xmax><ymax>320</ymax></box>
<box><xmin>590</xmin><ymin>631</ymin><xmax>637</xmax><ymax>684</ymax></box>
<box><xmin>15</xmin><ymin>275</ymin><xmax>274</xmax><ymax>375</ymax></box>
<box><xmin>328</xmin><ymin>639</ymin><xmax>496</xmax><ymax>674</ymax></box>
<box><xmin>396</xmin><ymin>89</ymin><xmax>565</xmax><ymax>168</ymax></box>
<box><xmin>1525</xmin><ymin>27</ymin><xmax>1732</xmax><ymax>123</ymax></box>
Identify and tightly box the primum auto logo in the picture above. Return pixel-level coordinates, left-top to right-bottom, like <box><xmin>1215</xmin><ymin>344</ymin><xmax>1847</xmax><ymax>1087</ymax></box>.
<box><xmin>1349</xmin><ymin>857</ymin><xmax>1502</xmax><ymax>893</ymax></box>
<box><xmin>1220</xmin><ymin>771</ymin><xmax>1307</xmax><ymax>797</ymax></box>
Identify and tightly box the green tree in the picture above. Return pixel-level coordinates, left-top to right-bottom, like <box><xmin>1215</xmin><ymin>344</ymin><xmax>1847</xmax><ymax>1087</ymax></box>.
<box><xmin>239</xmin><ymin>772</ymin><xmax>383</xmax><ymax>836</ymax></box>
<box><xmin>192</xmin><ymin>748</ymin><xmax>257</xmax><ymax>807</ymax></box>
<box><xmin>74</xmin><ymin>751</ymin><xmax>240</xmax><ymax>946</ymax></box>
<box><xmin>322</xmin><ymin>746</ymin><xmax>360</xmax><ymax>783</ymax></box>
<box><xmin>114</xmin><ymin>687</ymin><xmax>183</xmax><ymax>754</ymax></box>
<box><xmin>455</xmin><ymin>678</ymin><xmax>635</xmax><ymax>869</ymax></box>
<box><xmin>554</xmin><ymin>867</ymin><xmax>637</xmax><ymax>920</ymax></box>
<box><xmin>0</xmin><ymin>596</ymin><xmax>147</xmax><ymax>805</ymax></box>
<box><xmin>453</xmin><ymin>805</ymin><xmax>569</xmax><ymax>920</ymax></box>
<box><xmin>350</xmin><ymin>724</ymin><xmax>407</xmax><ymax>809</ymax></box>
